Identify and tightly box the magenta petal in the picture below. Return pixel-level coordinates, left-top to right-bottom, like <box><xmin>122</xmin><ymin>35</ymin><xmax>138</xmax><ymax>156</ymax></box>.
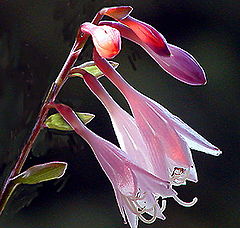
<box><xmin>119</xmin><ymin>16</ymin><xmax>171</xmax><ymax>56</ymax></box>
<box><xmin>100</xmin><ymin>21</ymin><xmax>206</xmax><ymax>85</ymax></box>
<box><xmin>151</xmin><ymin>44</ymin><xmax>207</xmax><ymax>85</ymax></box>
<box><xmin>100</xmin><ymin>6</ymin><xmax>133</xmax><ymax>20</ymax></box>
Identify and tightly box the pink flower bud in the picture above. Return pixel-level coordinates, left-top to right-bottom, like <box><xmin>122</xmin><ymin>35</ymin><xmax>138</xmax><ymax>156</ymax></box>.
<box><xmin>81</xmin><ymin>22</ymin><xmax>121</xmax><ymax>59</ymax></box>
<box><xmin>100</xmin><ymin>21</ymin><xmax>207</xmax><ymax>85</ymax></box>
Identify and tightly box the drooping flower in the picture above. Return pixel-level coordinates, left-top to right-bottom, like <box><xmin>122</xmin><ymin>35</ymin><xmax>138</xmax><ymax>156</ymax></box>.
<box><xmin>80</xmin><ymin>22</ymin><xmax>121</xmax><ymax>59</ymax></box>
<box><xmin>82</xmin><ymin>73</ymin><xmax>150</xmax><ymax>167</ymax></box>
<box><xmin>53</xmin><ymin>103</ymin><xmax>176</xmax><ymax>228</ymax></box>
<box><xmin>99</xmin><ymin>20</ymin><xmax>206</xmax><ymax>85</ymax></box>
<box><xmin>93</xmin><ymin>49</ymin><xmax>221</xmax><ymax>185</ymax></box>
<box><xmin>81</xmin><ymin>72</ymin><xmax>198</xmax><ymax>186</ymax></box>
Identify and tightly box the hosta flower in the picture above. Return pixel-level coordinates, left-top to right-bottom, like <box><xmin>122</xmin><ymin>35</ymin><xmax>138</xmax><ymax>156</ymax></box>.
<box><xmin>81</xmin><ymin>22</ymin><xmax>121</xmax><ymax>59</ymax></box>
<box><xmin>99</xmin><ymin>20</ymin><xmax>206</xmax><ymax>85</ymax></box>
<box><xmin>82</xmin><ymin>73</ymin><xmax>149</xmax><ymax>167</ymax></box>
<box><xmin>53</xmin><ymin>103</ymin><xmax>176</xmax><ymax>228</ymax></box>
<box><xmin>93</xmin><ymin>49</ymin><xmax>221</xmax><ymax>184</ymax></box>
<box><xmin>82</xmin><ymin>72</ymin><xmax>198</xmax><ymax>185</ymax></box>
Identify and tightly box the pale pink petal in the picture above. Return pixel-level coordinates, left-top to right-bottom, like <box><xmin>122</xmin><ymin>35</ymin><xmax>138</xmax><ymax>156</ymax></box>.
<box><xmin>83</xmin><ymin>73</ymin><xmax>155</xmax><ymax>171</ymax></box>
<box><xmin>148</xmin><ymin>99</ymin><xmax>222</xmax><ymax>156</ymax></box>
<box><xmin>123</xmin><ymin>205</ymin><xmax>138</xmax><ymax>228</ymax></box>
<box><xmin>93</xmin><ymin>50</ymin><xmax>196</xmax><ymax>185</ymax></box>
<box><xmin>83</xmin><ymin>73</ymin><xmax>199</xmax><ymax>184</ymax></box>
<box><xmin>53</xmin><ymin>103</ymin><xmax>175</xmax><ymax>226</ymax></box>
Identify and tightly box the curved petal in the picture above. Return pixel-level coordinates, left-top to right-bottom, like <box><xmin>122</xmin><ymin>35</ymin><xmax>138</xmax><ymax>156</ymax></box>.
<box><xmin>148</xmin><ymin>44</ymin><xmax>207</xmax><ymax>85</ymax></box>
<box><xmin>119</xmin><ymin>16</ymin><xmax>170</xmax><ymax>56</ymax></box>
<box><xmin>99</xmin><ymin>21</ymin><xmax>206</xmax><ymax>85</ymax></box>
<box><xmin>148</xmin><ymin>98</ymin><xmax>222</xmax><ymax>156</ymax></box>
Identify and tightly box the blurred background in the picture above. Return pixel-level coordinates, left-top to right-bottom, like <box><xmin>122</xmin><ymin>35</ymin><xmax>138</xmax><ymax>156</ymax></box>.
<box><xmin>0</xmin><ymin>0</ymin><xmax>239</xmax><ymax>227</ymax></box>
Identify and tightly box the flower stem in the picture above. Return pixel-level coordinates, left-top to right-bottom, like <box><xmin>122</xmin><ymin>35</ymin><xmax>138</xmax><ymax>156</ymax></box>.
<box><xmin>0</xmin><ymin>12</ymin><xmax>104</xmax><ymax>215</ymax></box>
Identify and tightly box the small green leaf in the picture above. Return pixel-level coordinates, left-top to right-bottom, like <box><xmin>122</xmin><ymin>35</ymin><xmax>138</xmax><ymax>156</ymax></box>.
<box><xmin>45</xmin><ymin>112</ymin><xmax>95</xmax><ymax>131</ymax></box>
<box><xmin>69</xmin><ymin>60</ymin><xmax>119</xmax><ymax>78</ymax></box>
<box><xmin>13</xmin><ymin>162</ymin><xmax>67</xmax><ymax>185</ymax></box>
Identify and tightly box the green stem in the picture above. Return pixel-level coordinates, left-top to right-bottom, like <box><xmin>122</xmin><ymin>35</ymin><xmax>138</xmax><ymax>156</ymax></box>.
<box><xmin>0</xmin><ymin>12</ymin><xmax>104</xmax><ymax>215</ymax></box>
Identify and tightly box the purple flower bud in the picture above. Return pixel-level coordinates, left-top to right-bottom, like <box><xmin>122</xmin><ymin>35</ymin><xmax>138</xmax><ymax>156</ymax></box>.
<box><xmin>100</xmin><ymin>21</ymin><xmax>207</xmax><ymax>85</ymax></box>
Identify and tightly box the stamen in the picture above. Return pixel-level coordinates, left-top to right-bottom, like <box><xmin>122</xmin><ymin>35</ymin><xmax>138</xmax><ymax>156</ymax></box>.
<box><xmin>138</xmin><ymin>204</ymin><xmax>157</xmax><ymax>224</ymax></box>
<box><xmin>122</xmin><ymin>193</ymin><xmax>158</xmax><ymax>224</ymax></box>
<box><xmin>160</xmin><ymin>199</ymin><xmax>167</xmax><ymax>212</ymax></box>
<box><xmin>123</xmin><ymin>196</ymin><xmax>143</xmax><ymax>215</ymax></box>
<box><xmin>173</xmin><ymin>195</ymin><xmax>198</xmax><ymax>207</ymax></box>
<box><xmin>129</xmin><ymin>191</ymin><xmax>146</xmax><ymax>201</ymax></box>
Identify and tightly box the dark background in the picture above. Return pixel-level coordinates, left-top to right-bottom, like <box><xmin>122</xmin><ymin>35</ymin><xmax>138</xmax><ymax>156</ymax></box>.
<box><xmin>0</xmin><ymin>0</ymin><xmax>239</xmax><ymax>227</ymax></box>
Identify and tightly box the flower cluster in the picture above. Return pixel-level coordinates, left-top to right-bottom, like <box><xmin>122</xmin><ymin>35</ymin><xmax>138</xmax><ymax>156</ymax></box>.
<box><xmin>58</xmin><ymin>6</ymin><xmax>221</xmax><ymax>228</ymax></box>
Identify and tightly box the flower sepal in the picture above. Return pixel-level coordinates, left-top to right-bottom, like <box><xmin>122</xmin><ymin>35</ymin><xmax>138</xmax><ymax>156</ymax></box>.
<box><xmin>100</xmin><ymin>6</ymin><xmax>133</xmax><ymax>20</ymax></box>
<box><xmin>44</xmin><ymin>112</ymin><xmax>95</xmax><ymax>131</ymax></box>
<box><xmin>68</xmin><ymin>60</ymin><xmax>119</xmax><ymax>79</ymax></box>
<box><xmin>12</xmin><ymin>162</ymin><xmax>67</xmax><ymax>185</ymax></box>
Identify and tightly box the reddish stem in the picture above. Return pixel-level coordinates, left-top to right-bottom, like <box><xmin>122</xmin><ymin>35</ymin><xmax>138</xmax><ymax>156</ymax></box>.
<box><xmin>0</xmin><ymin>11</ymin><xmax>104</xmax><ymax>215</ymax></box>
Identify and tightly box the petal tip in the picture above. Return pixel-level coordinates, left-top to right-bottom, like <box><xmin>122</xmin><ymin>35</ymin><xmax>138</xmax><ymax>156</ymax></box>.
<box><xmin>101</xmin><ymin>6</ymin><xmax>133</xmax><ymax>20</ymax></box>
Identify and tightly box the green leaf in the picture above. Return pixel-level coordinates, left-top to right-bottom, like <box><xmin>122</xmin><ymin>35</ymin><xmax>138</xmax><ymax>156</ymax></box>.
<box><xmin>44</xmin><ymin>112</ymin><xmax>95</xmax><ymax>131</ymax></box>
<box><xmin>12</xmin><ymin>162</ymin><xmax>67</xmax><ymax>185</ymax></box>
<box><xmin>69</xmin><ymin>60</ymin><xmax>119</xmax><ymax>78</ymax></box>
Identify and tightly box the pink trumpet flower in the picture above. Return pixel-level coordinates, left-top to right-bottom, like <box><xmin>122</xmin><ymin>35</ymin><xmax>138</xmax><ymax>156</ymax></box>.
<box><xmin>82</xmin><ymin>73</ymin><xmax>151</xmax><ymax>168</ymax></box>
<box><xmin>100</xmin><ymin>21</ymin><xmax>206</xmax><ymax>85</ymax></box>
<box><xmin>82</xmin><ymin>72</ymin><xmax>198</xmax><ymax>185</ymax></box>
<box><xmin>100</xmin><ymin>6</ymin><xmax>170</xmax><ymax>56</ymax></box>
<box><xmin>80</xmin><ymin>22</ymin><xmax>121</xmax><ymax>59</ymax></box>
<box><xmin>93</xmin><ymin>49</ymin><xmax>221</xmax><ymax>183</ymax></box>
<box><xmin>53</xmin><ymin>103</ymin><xmax>176</xmax><ymax>228</ymax></box>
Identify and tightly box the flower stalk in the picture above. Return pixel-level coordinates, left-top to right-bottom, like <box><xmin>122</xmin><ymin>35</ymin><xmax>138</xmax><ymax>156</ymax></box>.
<box><xmin>0</xmin><ymin>12</ymin><xmax>104</xmax><ymax>215</ymax></box>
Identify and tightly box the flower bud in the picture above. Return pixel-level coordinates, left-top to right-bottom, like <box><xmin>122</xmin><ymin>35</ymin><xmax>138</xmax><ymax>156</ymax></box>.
<box><xmin>81</xmin><ymin>22</ymin><xmax>121</xmax><ymax>59</ymax></box>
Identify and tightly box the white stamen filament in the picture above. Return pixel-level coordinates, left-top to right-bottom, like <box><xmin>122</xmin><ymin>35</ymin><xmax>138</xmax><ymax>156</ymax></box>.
<box><xmin>160</xmin><ymin>199</ymin><xmax>167</xmax><ymax>212</ymax></box>
<box><xmin>123</xmin><ymin>192</ymin><xmax>158</xmax><ymax>224</ymax></box>
<box><xmin>138</xmin><ymin>204</ymin><xmax>157</xmax><ymax>224</ymax></box>
<box><xmin>173</xmin><ymin>195</ymin><xmax>198</xmax><ymax>207</ymax></box>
